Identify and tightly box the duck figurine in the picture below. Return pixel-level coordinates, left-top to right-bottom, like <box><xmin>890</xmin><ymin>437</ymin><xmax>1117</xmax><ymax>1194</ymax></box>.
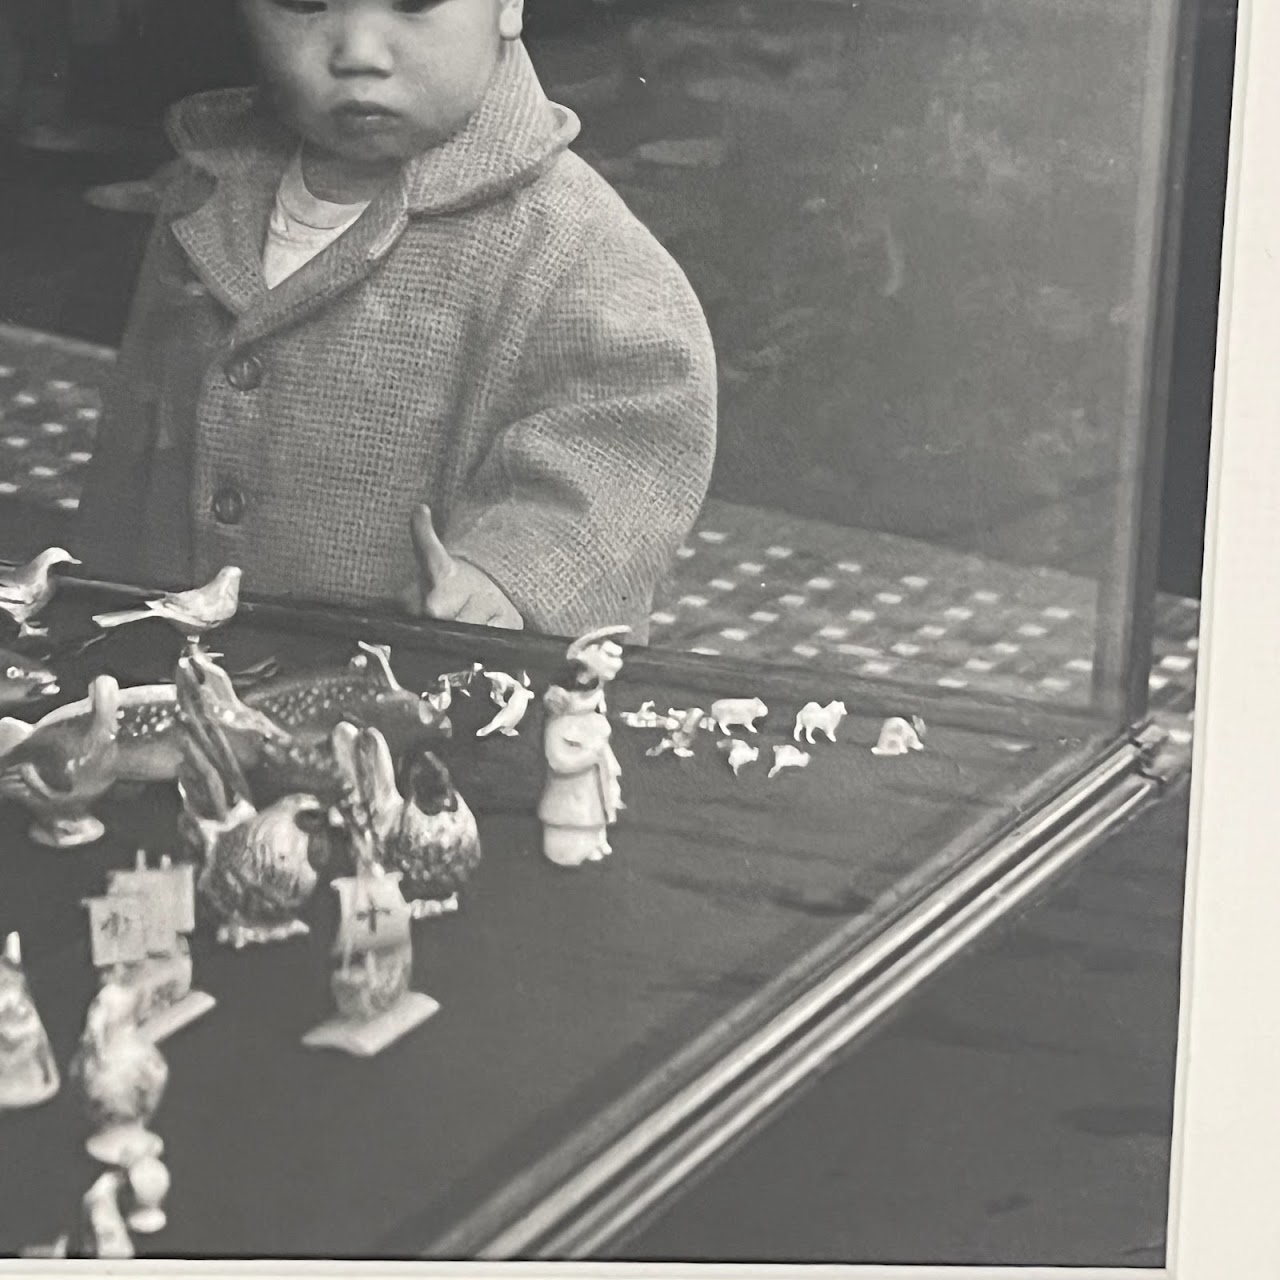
<box><xmin>69</xmin><ymin>980</ymin><xmax>168</xmax><ymax>1167</ymax></box>
<box><xmin>342</xmin><ymin>725</ymin><xmax>481</xmax><ymax>918</ymax></box>
<box><xmin>0</xmin><ymin>547</ymin><xmax>80</xmax><ymax>640</ymax></box>
<box><xmin>0</xmin><ymin>931</ymin><xmax>60</xmax><ymax>1113</ymax></box>
<box><xmin>475</xmin><ymin>670</ymin><xmax>535</xmax><ymax>738</ymax></box>
<box><xmin>0</xmin><ymin>673</ymin><xmax>121</xmax><ymax>847</ymax></box>
<box><xmin>174</xmin><ymin>648</ymin><xmax>334</xmax><ymax>949</ymax></box>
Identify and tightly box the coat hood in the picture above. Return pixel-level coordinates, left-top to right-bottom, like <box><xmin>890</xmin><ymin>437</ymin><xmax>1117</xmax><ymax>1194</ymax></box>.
<box><xmin>163</xmin><ymin>40</ymin><xmax>580</xmax><ymax>218</ymax></box>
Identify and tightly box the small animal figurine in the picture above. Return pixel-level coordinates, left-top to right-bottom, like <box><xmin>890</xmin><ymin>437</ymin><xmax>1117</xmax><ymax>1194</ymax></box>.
<box><xmin>438</xmin><ymin>663</ymin><xmax>486</xmax><ymax>698</ymax></box>
<box><xmin>646</xmin><ymin>707</ymin><xmax>705</xmax><ymax>759</ymax></box>
<box><xmin>0</xmin><ymin>931</ymin><xmax>60</xmax><ymax>1113</ymax></box>
<box><xmin>620</xmin><ymin>701</ymin><xmax>678</xmax><ymax>731</ymax></box>
<box><xmin>0</xmin><ymin>547</ymin><xmax>80</xmax><ymax>639</ymax></box>
<box><xmin>0</xmin><ymin>647</ymin><xmax>59</xmax><ymax>707</ymax></box>
<box><xmin>719</xmin><ymin>738</ymin><xmax>759</xmax><ymax>777</ymax></box>
<box><xmin>69</xmin><ymin>980</ymin><xmax>169</xmax><ymax>1167</ymax></box>
<box><xmin>872</xmin><ymin>715</ymin><xmax>926</xmax><ymax>756</ymax></box>
<box><xmin>768</xmin><ymin>744</ymin><xmax>811</xmax><ymax>779</ymax></box>
<box><xmin>476</xmin><ymin>670</ymin><xmax>535</xmax><ymax>738</ymax></box>
<box><xmin>0</xmin><ymin>673</ymin><xmax>121</xmax><ymax>847</ymax></box>
<box><xmin>709</xmin><ymin>697</ymin><xmax>768</xmax><ymax>735</ymax></box>
<box><xmin>91</xmin><ymin>567</ymin><xmax>242</xmax><ymax>646</ymax></box>
<box><xmin>338</xmin><ymin>723</ymin><xmax>481</xmax><ymax>918</ymax></box>
<box><xmin>794</xmin><ymin>699</ymin><xmax>848</xmax><ymax>745</ymax></box>
<box><xmin>539</xmin><ymin>627</ymin><xmax>629</xmax><ymax>867</ymax></box>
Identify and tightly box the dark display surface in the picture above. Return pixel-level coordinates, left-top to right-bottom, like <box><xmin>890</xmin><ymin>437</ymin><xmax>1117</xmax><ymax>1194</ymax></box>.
<box><xmin>0</xmin><ymin>589</ymin><xmax>1105</xmax><ymax>1258</ymax></box>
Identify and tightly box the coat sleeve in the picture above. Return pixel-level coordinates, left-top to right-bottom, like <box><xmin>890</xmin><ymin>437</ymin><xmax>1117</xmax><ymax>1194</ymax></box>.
<box><xmin>445</xmin><ymin>215</ymin><xmax>718</xmax><ymax>643</ymax></box>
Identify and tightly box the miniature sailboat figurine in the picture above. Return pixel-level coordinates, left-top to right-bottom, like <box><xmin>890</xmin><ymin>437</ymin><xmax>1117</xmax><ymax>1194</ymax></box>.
<box><xmin>88</xmin><ymin>851</ymin><xmax>216</xmax><ymax>1043</ymax></box>
<box><xmin>302</xmin><ymin>723</ymin><xmax>439</xmax><ymax>1056</ymax></box>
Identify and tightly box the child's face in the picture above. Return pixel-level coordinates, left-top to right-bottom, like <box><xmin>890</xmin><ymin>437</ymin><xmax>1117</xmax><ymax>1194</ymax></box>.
<box><xmin>239</xmin><ymin>0</ymin><xmax>519</xmax><ymax>168</ymax></box>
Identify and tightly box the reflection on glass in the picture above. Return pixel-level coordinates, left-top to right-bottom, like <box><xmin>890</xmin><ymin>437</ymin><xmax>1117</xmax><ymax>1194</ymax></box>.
<box><xmin>0</xmin><ymin>0</ymin><xmax>1182</xmax><ymax>720</ymax></box>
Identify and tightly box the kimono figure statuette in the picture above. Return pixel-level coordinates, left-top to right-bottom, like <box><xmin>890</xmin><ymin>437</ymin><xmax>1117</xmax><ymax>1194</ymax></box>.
<box><xmin>539</xmin><ymin>627</ymin><xmax>629</xmax><ymax>867</ymax></box>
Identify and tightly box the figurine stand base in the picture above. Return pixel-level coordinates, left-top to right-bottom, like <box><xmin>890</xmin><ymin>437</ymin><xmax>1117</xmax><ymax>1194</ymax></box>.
<box><xmin>301</xmin><ymin>991</ymin><xmax>439</xmax><ymax>1057</ymax></box>
<box><xmin>140</xmin><ymin>989</ymin><xmax>216</xmax><ymax>1044</ymax></box>
<box><xmin>85</xmin><ymin>1123</ymin><xmax>163</xmax><ymax>1168</ymax></box>
<box><xmin>0</xmin><ymin>1072</ymin><xmax>60</xmax><ymax>1113</ymax></box>
<box><xmin>28</xmin><ymin>815</ymin><xmax>105</xmax><ymax>849</ymax></box>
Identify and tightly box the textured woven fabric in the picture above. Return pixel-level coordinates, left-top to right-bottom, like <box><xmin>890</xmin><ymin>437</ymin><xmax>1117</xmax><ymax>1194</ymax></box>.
<box><xmin>73</xmin><ymin>41</ymin><xmax>719</xmax><ymax>643</ymax></box>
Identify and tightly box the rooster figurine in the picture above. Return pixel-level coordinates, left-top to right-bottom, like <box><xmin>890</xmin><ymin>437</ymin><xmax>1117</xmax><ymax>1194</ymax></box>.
<box><xmin>174</xmin><ymin>649</ymin><xmax>334</xmax><ymax>948</ymax></box>
<box><xmin>69</xmin><ymin>980</ymin><xmax>168</xmax><ymax>1167</ymax></box>
<box><xmin>91</xmin><ymin>567</ymin><xmax>241</xmax><ymax>648</ymax></box>
<box><xmin>0</xmin><ymin>547</ymin><xmax>80</xmax><ymax>639</ymax></box>
<box><xmin>0</xmin><ymin>673</ymin><xmax>121</xmax><ymax>846</ymax></box>
<box><xmin>343</xmin><ymin>725</ymin><xmax>481</xmax><ymax>918</ymax></box>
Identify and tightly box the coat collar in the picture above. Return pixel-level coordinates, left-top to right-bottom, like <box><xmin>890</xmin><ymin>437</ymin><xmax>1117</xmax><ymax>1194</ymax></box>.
<box><xmin>163</xmin><ymin>41</ymin><xmax>579</xmax><ymax>343</ymax></box>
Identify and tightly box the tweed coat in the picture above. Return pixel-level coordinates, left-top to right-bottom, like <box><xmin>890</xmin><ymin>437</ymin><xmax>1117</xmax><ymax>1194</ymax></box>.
<box><xmin>74</xmin><ymin>41</ymin><xmax>718</xmax><ymax>643</ymax></box>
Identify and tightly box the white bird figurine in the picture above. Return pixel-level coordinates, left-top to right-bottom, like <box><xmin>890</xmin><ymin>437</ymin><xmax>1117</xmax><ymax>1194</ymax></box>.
<box><xmin>92</xmin><ymin>568</ymin><xmax>241</xmax><ymax>645</ymax></box>
<box><xmin>0</xmin><ymin>548</ymin><xmax>80</xmax><ymax>639</ymax></box>
<box><xmin>476</xmin><ymin>670</ymin><xmax>535</xmax><ymax>738</ymax></box>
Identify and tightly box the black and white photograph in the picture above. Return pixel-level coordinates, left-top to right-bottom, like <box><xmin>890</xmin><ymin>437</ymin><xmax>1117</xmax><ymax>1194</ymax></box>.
<box><xmin>0</xmin><ymin>0</ymin><xmax>1270</xmax><ymax>1270</ymax></box>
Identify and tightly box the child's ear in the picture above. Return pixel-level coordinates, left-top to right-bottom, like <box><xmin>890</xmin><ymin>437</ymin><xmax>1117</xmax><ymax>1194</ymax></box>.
<box><xmin>498</xmin><ymin>0</ymin><xmax>524</xmax><ymax>41</ymax></box>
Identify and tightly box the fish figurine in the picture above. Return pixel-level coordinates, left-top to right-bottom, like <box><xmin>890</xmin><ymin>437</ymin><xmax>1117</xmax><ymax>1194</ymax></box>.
<box><xmin>92</xmin><ymin>567</ymin><xmax>241</xmax><ymax>645</ymax></box>
<box><xmin>719</xmin><ymin>738</ymin><xmax>760</xmax><ymax>777</ymax></box>
<box><xmin>0</xmin><ymin>648</ymin><xmax>59</xmax><ymax>707</ymax></box>
<box><xmin>0</xmin><ymin>548</ymin><xmax>80</xmax><ymax>640</ymax></box>
<box><xmin>339</xmin><ymin>724</ymin><xmax>481</xmax><ymax>917</ymax></box>
<box><xmin>0</xmin><ymin>673</ymin><xmax>121</xmax><ymax>846</ymax></box>
<box><xmin>70</xmin><ymin>980</ymin><xmax>168</xmax><ymax>1167</ymax></box>
<box><xmin>768</xmin><ymin>744</ymin><xmax>811</xmax><ymax>779</ymax></box>
<box><xmin>872</xmin><ymin>715</ymin><xmax>926</xmax><ymax>756</ymax></box>
<box><xmin>475</xmin><ymin>670</ymin><xmax>535</xmax><ymax>738</ymax></box>
<box><xmin>0</xmin><ymin>931</ymin><xmax>60</xmax><ymax>1113</ymax></box>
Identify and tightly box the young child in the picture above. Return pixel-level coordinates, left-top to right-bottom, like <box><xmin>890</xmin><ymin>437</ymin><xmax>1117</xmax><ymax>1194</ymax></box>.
<box><xmin>74</xmin><ymin>0</ymin><xmax>717</xmax><ymax>642</ymax></box>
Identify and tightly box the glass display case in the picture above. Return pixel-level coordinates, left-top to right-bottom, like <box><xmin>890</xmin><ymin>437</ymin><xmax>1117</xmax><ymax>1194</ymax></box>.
<box><xmin>0</xmin><ymin>0</ymin><xmax>1203</xmax><ymax>1262</ymax></box>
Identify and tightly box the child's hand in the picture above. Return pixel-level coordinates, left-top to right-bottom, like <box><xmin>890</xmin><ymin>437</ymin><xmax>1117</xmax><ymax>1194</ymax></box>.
<box><xmin>400</xmin><ymin>505</ymin><xmax>524</xmax><ymax>630</ymax></box>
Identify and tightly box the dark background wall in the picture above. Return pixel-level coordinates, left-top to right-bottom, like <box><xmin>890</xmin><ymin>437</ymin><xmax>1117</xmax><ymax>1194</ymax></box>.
<box><xmin>0</xmin><ymin>0</ymin><xmax>1232</xmax><ymax>597</ymax></box>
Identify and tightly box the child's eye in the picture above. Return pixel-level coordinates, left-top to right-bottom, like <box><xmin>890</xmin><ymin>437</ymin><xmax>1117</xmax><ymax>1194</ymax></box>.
<box><xmin>394</xmin><ymin>0</ymin><xmax>444</xmax><ymax>11</ymax></box>
<box><xmin>271</xmin><ymin>0</ymin><xmax>328</xmax><ymax>13</ymax></box>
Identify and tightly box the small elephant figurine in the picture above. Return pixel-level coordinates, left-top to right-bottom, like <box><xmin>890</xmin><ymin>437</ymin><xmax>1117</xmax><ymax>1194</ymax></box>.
<box><xmin>0</xmin><ymin>674</ymin><xmax>121</xmax><ymax>847</ymax></box>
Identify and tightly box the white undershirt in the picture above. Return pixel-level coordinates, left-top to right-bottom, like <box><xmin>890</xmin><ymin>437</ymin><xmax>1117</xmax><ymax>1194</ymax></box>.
<box><xmin>262</xmin><ymin>152</ymin><xmax>371</xmax><ymax>289</ymax></box>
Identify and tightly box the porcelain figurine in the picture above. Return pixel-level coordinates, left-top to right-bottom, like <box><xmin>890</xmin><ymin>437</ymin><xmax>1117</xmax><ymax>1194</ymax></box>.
<box><xmin>302</xmin><ymin>742</ymin><xmax>439</xmax><ymax>1056</ymax></box>
<box><xmin>92</xmin><ymin>567</ymin><xmax>242</xmax><ymax>647</ymax></box>
<box><xmin>0</xmin><ymin>673</ymin><xmax>121</xmax><ymax>846</ymax></box>
<box><xmin>476</xmin><ymin>670</ymin><xmax>535</xmax><ymax>738</ymax></box>
<box><xmin>0</xmin><ymin>547</ymin><xmax>80</xmax><ymax>640</ymax></box>
<box><xmin>709</xmin><ymin>697</ymin><xmax>768</xmax><ymax>736</ymax></box>
<box><xmin>620</xmin><ymin>701</ymin><xmax>677</xmax><ymax>731</ymax></box>
<box><xmin>719</xmin><ymin>738</ymin><xmax>760</xmax><ymax>777</ymax></box>
<box><xmin>646</xmin><ymin>707</ymin><xmax>704</xmax><ymax>759</ymax></box>
<box><xmin>0</xmin><ymin>647</ymin><xmax>60</xmax><ymax>708</ymax></box>
<box><xmin>174</xmin><ymin>651</ymin><xmax>332</xmax><ymax>949</ymax></box>
<box><xmin>538</xmin><ymin>630</ymin><xmax>630</xmax><ymax>868</ymax></box>
<box><xmin>339</xmin><ymin>723</ymin><xmax>481</xmax><ymax>918</ymax></box>
<box><xmin>872</xmin><ymin>715</ymin><xmax>927</xmax><ymax>756</ymax></box>
<box><xmin>794</xmin><ymin>700</ymin><xmax>848</xmax><ymax>745</ymax></box>
<box><xmin>70</xmin><ymin>980</ymin><xmax>168</xmax><ymax>1167</ymax></box>
<box><xmin>768</xmin><ymin>744</ymin><xmax>812</xmax><ymax>779</ymax></box>
<box><xmin>0</xmin><ymin>932</ymin><xmax>60</xmax><ymax>1113</ymax></box>
<box><xmin>243</xmin><ymin>642</ymin><xmax>453</xmax><ymax>805</ymax></box>
<box><xmin>86</xmin><ymin>852</ymin><xmax>216</xmax><ymax>1043</ymax></box>
<box><xmin>124</xmin><ymin>1155</ymin><xmax>171</xmax><ymax>1234</ymax></box>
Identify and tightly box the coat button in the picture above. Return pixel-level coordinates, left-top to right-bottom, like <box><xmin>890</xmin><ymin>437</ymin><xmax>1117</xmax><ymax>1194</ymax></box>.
<box><xmin>211</xmin><ymin>486</ymin><xmax>246</xmax><ymax>525</ymax></box>
<box><xmin>224</xmin><ymin>352</ymin><xmax>263</xmax><ymax>392</ymax></box>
